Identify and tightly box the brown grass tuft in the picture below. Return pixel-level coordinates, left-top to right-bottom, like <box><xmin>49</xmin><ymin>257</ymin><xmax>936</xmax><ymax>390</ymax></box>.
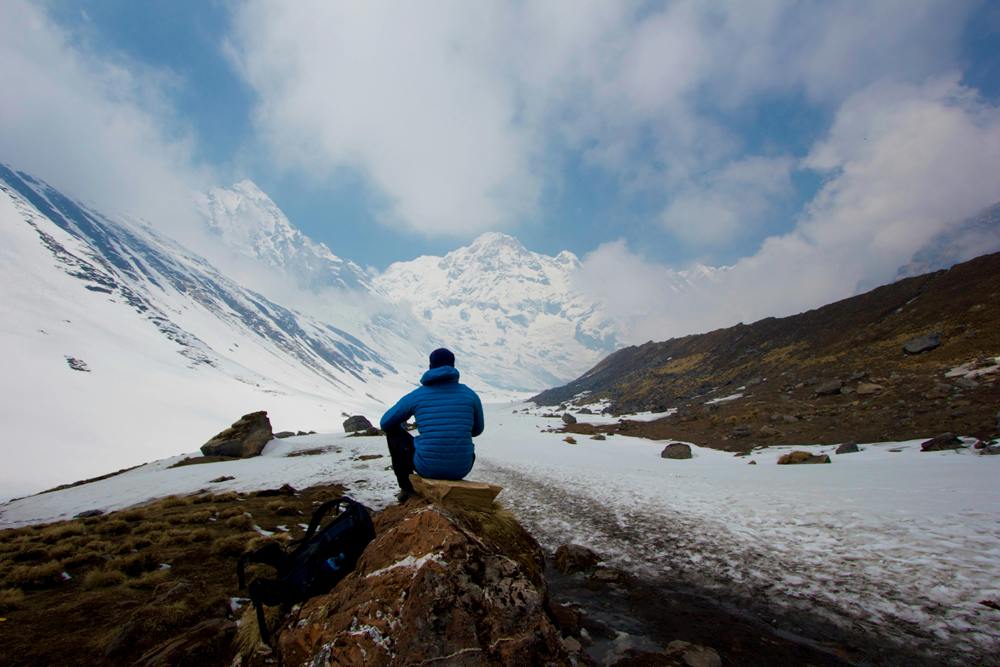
<box><xmin>39</xmin><ymin>522</ymin><xmax>86</xmax><ymax>543</ymax></box>
<box><xmin>127</xmin><ymin>568</ymin><xmax>171</xmax><ymax>589</ymax></box>
<box><xmin>160</xmin><ymin>495</ymin><xmax>192</xmax><ymax>508</ymax></box>
<box><xmin>6</xmin><ymin>561</ymin><xmax>65</xmax><ymax>589</ymax></box>
<box><xmin>132</xmin><ymin>520</ymin><xmax>170</xmax><ymax>536</ymax></box>
<box><xmin>224</xmin><ymin>514</ymin><xmax>254</xmax><ymax>530</ymax></box>
<box><xmin>189</xmin><ymin>528</ymin><xmax>214</xmax><ymax>543</ymax></box>
<box><xmin>0</xmin><ymin>587</ymin><xmax>26</xmax><ymax>611</ymax></box>
<box><xmin>119</xmin><ymin>509</ymin><xmax>147</xmax><ymax>521</ymax></box>
<box><xmin>97</xmin><ymin>520</ymin><xmax>131</xmax><ymax>536</ymax></box>
<box><xmin>212</xmin><ymin>534</ymin><xmax>253</xmax><ymax>558</ymax></box>
<box><xmin>82</xmin><ymin>569</ymin><xmax>126</xmax><ymax>589</ymax></box>
<box><xmin>108</xmin><ymin>551</ymin><xmax>161</xmax><ymax>577</ymax></box>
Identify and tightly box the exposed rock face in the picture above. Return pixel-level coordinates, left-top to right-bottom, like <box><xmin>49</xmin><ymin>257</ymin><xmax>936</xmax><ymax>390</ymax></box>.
<box><xmin>903</xmin><ymin>332</ymin><xmax>941</xmax><ymax>355</ymax></box>
<box><xmin>271</xmin><ymin>502</ymin><xmax>568</xmax><ymax>666</ymax></box>
<box><xmin>835</xmin><ymin>442</ymin><xmax>860</xmax><ymax>454</ymax></box>
<box><xmin>777</xmin><ymin>451</ymin><xmax>831</xmax><ymax>464</ymax></box>
<box><xmin>199</xmin><ymin>411</ymin><xmax>272</xmax><ymax>458</ymax></box>
<box><xmin>562</xmin><ymin>413</ymin><xmax>577</xmax><ymax>425</ymax></box>
<box><xmin>661</xmin><ymin>442</ymin><xmax>693</xmax><ymax>459</ymax></box>
<box><xmin>920</xmin><ymin>433</ymin><xmax>965</xmax><ymax>451</ymax></box>
<box><xmin>134</xmin><ymin>619</ymin><xmax>236</xmax><ymax>667</ymax></box>
<box><xmin>342</xmin><ymin>415</ymin><xmax>374</xmax><ymax>432</ymax></box>
<box><xmin>554</xmin><ymin>544</ymin><xmax>600</xmax><ymax>574</ymax></box>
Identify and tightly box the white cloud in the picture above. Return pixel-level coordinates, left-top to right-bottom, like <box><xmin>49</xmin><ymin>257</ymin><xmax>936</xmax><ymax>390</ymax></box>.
<box><xmin>0</xmin><ymin>2</ymin><xmax>211</xmax><ymax>239</ymax></box>
<box><xmin>578</xmin><ymin>78</ymin><xmax>1000</xmax><ymax>343</ymax></box>
<box><xmin>660</xmin><ymin>156</ymin><xmax>794</xmax><ymax>246</ymax></box>
<box><xmin>229</xmin><ymin>1</ymin><xmax>975</xmax><ymax>242</ymax></box>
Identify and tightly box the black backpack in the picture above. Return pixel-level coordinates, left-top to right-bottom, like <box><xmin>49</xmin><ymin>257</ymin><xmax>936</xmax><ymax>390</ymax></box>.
<box><xmin>236</xmin><ymin>496</ymin><xmax>375</xmax><ymax>645</ymax></box>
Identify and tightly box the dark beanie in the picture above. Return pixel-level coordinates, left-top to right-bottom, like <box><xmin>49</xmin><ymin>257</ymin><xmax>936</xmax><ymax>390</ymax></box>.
<box><xmin>429</xmin><ymin>347</ymin><xmax>455</xmax><ymax>369</ymax></box>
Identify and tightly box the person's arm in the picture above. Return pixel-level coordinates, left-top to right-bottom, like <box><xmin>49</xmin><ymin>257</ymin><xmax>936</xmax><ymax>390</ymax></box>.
<box><xmin>380</xmin><ymin>392</ymin><xmax>415</xmax><ymax>432</ymax></box>
<box><xmin>471</xmin><ymin>392</ymin><xmax>485</xmax><ymax>437</ymax></box>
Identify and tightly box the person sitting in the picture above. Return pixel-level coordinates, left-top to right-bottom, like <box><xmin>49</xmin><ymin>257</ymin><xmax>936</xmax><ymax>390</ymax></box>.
<box><xmin>380</xmin><ymin>348</ymin><xmax>485</xmax><ymax>502</ymax></box>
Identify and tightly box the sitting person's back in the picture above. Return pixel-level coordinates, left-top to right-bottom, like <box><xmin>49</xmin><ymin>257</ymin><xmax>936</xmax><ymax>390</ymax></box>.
<box><xmin>380</xmin><ymin>348</ymin><xmax>484</xmax><ymax>500</ymax></box>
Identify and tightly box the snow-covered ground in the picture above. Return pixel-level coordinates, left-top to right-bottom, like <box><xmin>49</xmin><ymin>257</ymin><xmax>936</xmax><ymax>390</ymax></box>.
<box><xmin>1</xmin><ymin>403</ymin><xmax>997</xmax><ymax>664</ymax></box>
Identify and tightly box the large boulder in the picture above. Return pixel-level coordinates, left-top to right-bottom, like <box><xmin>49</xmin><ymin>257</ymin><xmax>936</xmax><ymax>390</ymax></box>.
<box><xmin>270</xmin><ymin>502</ymin><xmax>568</xmax><ymax>666</ymax></box>
<box><xmin>199</xmin><ymin>411</ymin><xmax>272</xmax><ymax>458</ymax></box>
<box><xmin>920</xmin><ymin>433</ymin><xmax>965</xmax><ymax>452</ymax></box>
<box><xmin>561</xmin><ymin>413</ymin><xmax>578</xmax><ymax>425</ymax></box>
<box><xmin>777</xmin><ymin>450</ymin><xmax>831</xmax><ymax>464</ymax></box>
<box><xmin>835</xmin><ymin>442</ymin><xmax>860</xmax><ymax>454</ymax></box>
<box><xmin>903</xmin><ymin>332</ymin><xmax>941</xmax><ymax>355</ymax></box>
<box><xmin>342</xmin><ymin>415</ymin><xmax>374</xmax><ymax>433</ymax></box>
<box><xmin>660</xmin><ymin>442</ymin><xmax>693</xmax><ymax>459</ymax></box>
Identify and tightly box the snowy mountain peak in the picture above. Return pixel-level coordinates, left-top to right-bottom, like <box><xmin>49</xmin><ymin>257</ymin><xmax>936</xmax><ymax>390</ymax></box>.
<box><xmin>375</xmin><ymin>234</ymin><xmax>622</xmax><ymax>390</ymax></box>
<box><xmin>198</xmin><ymin>182</ymin><xmax>372</xmax><ymax>292</ymax></box>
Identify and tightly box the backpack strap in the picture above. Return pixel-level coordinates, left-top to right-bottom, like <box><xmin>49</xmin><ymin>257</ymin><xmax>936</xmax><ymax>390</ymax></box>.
<box><xmin>293</xmin><ymin>498</ymin><xmax>353</xmax><ymax>553</ymax></box>
<box><xmin>248</xmin><ymin>581</ymin><xmax>273</xmax><ymax>646</ymax></box>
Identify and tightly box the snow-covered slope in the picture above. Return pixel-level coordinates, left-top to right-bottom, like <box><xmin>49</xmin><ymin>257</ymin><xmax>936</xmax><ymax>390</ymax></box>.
<box><xmin>0</xmin><ymin>165</ymin><xmax>415</xmax><ymax>499</ymax></box>
<box><xmin>198</xmin><ymin>180</ymin><xmax>373</xmax><ymax>292</ymax></box>
<box><xmin>375</xmin><ymin>233</ymin><xmax>622</xmax><ymax>390</ymax></box>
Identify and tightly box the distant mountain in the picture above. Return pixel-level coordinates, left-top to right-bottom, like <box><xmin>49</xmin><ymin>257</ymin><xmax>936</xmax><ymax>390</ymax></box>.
<box><xmin>0</xmin><ymin>165</ymin><xmax>414</xmax><ymax>497</ymax></box>
<box><xmin>198</xmin><ymin>180</ymin><xmax>374</xmax><ymax>292</ymax></box>
<box><xmin>896</xmin><ymin>201</ymin><xmax>1000</xmax><ymax>279</ymax></box>
<box><xmin>375</xmin><ymin>233</ymin><xmax>622</xmax><ymax>390</ymax></box>
<box><xmin>534</xmin><ymin>251</ymin><xmax>1000</xmax><ymax>450</ymax></box>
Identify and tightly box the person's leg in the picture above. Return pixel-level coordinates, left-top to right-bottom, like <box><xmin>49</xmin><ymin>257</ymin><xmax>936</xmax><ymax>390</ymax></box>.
<box><xmin>385</xmin><ymin>428</ymin><xmax>415</xmax><ymax>494</ymax></box>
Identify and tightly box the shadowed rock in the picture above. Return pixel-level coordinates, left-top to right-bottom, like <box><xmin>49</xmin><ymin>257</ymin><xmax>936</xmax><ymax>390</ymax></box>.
<box><xmin>777</xmin><ymin>450</ymin><xmax>831</xmax><ymax>464</ymax></box>
<box><xmin>903</xmin><ymin>332</ymin><xmax>941</xmax><ymax>355</ymax></box>
<box><xmin>661</xmin><ymin>442</ymin><xmax>693</xmax><ymax>459</ymax></box>
<box><xmin>342</xmin><ymin>415</ymin><xmax>374</xmax><ymax>432</ymax></box>
<box><xmin>920</xmin><ymin>433</ymin><xmax>965</xmax><ymax>451</ymax></box>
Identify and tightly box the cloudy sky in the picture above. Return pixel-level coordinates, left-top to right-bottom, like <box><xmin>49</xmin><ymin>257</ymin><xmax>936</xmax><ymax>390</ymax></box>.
<box><xmin>2</xmin><ymin>0</ymin><xmax>1000</xmax><ymax>341</ymax></box>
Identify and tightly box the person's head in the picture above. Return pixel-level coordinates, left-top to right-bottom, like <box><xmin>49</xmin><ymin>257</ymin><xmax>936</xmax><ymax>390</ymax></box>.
<box><xmin>429</xmin><ymin>347</ymin><xmax>455</xmax><ymax>369</ymax></box>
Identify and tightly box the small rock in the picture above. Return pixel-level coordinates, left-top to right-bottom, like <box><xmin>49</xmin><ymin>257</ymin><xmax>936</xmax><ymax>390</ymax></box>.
<box><xmin>758</xmin><ymin>425</ymin><xmax>782</xmax><ymax>437</ymax></box>
<box><xmin>554</xmin><ymin>544</ymin><xmax>600</xmax><ymax>574</ymax></box>
<box><xmin>856</xmin><ymin>383</ymin><xmax>883</xmax><ymax>396</ymax></box>
<box><xmin>835</xmin><ymin>442</ymin><xmax>859</xmax><ymax>454</ymax></box>
<box><xmin>903</xmin><ymin>332</ymin><xmax>941</xmax><ymax>355</ymax></box>
<box><xmin>208</xmin><ymin>475</ymin><xmax>235</xmax><ymax>483</ymax></box>
<box><xmin>748</xmin><ymin>460</ymin><xmax>757</xmax><ymax>465</ymax></box>
<box><xmin>74</xmin><ymin>509</ymin><xmax>104</xmax><ymax>518</ymax></box>
<box><xmin>979</xmin><ymin>444</ymin><xmax>1000</xmax><ymax>456</ymax></box>
<box><xmin>777</xmin><ymin>451</ymin><xmax>831</xmax><ymax>464</ymax></box>
<box><xmin>577</xmin><ymin>407</ymin><xmax>594</xmax><ymax>415</ymax></box>
<box><xmin>682</xmin><ymin>645</ymin><xmax>723</xmax><ymax>667</ymax></box>
<box><xmin>591</xmin><ymin>434</ymin><xmax>606</xmax><ymax>441</ymax></box>
<box><xmin>920</xmin><ymin>433</ymin><xmax>965</xmax><ymax>452</ymax></box>
<box><xmin>342</xmin><ymin>415</ymin><xmax>374</xmax><ymax>433</ymax></box>
<box><xmin>661</xmin><ymin>442</ymin><xmax>692</xmax><ymax>459</ymax></box>
<box><xmin>564</xmin><ymin>436</ymin><xmax>578</xmax><ymax>445</ymax></box>
<box><xmin>729</xmin><ymin>425</ymin><xmax>752</xmax><ymax>438</ymax></box>
<box><xmin>814</xmin><ymin>380</ymin><xmax>843</xmax><ymax>396</ymax></box>
<box><xmin>561</xmin><ymin>413</ymin><xmax>578</xmax><ymax>425</ymax></box>
<box><xmin>560</xmin><ymin>636</ymin><xmax>582</xmax><ymax>653</ymax></box>
<box><xmin>954</xmin><ymin>377</ymin><xmax>978</xmax><ymax>390</ymax></box>
<box><xmin>547</xmin><ymin>600</ymin><xmax>581</xmax><ymax>636</ymax></box>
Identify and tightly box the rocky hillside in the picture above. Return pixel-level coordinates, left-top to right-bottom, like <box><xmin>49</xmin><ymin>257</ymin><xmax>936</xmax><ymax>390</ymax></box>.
<box><xmin>534</xmin><ymin>251</ymin><xmax>1000</xmax><ymax>450</ymax></box>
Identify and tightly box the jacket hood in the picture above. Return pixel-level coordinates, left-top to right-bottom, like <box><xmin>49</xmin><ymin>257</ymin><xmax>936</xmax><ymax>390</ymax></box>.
<box><xmin>420</xmin><ymin>365</ymin><xmax>460</xmax><ymax>385</ymax></box>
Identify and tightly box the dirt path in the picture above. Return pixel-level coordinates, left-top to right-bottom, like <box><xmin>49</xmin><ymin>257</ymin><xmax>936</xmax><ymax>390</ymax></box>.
<box><xmin>478</xmin><ymin>459</ymin><xmax>999</xmax><ymax>667</ymax></box>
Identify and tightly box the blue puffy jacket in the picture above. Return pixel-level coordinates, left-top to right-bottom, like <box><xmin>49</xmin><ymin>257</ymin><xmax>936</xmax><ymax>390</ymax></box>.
<box><xmin>380</xmin><ymin>366</ymin><xmax>485</xmax><ymax>480</ymax></box>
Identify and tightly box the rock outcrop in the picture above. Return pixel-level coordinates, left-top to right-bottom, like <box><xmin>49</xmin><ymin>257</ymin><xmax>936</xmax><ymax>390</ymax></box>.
<box><xmin>661</xmin><ymin>442</ymin><xmax>693</xmax><ymax>459</ymax></box>
<box><xmin>561</xmin><ymin>413</ymin><xmax>577</xmax><ymax>425</ymax></box>
<box><xmin>903</xmin><ymin>332</ymin><xmax>941</xmax><ymax>355</ymax></box>
<box><xmin>553</xmin><ymin>544</ymin><xmax>600</xmax><ymax>574</ymax></box>
<box><xmin>342</xmin><ymin>415</ymin><xmax>374</xmax><ymax>433</ymax></box>
<box><xmin>920</xmin><ymin>433</ymin><xmax>965</xmax><ymax>451</ymax></box>
<box><xmin>265</xmin><ymin>501</ymin><xmax>569</xmax><ymax>666</ymax></box>
<box><xmin>199</xmin><ymin>411</ymin><xmax>272</xmax><ymax>458</ymax></box>
<box><xmin>777</xmin><ymin>451</ymin><xmax>831</xmax><ymax>464</ymax></box>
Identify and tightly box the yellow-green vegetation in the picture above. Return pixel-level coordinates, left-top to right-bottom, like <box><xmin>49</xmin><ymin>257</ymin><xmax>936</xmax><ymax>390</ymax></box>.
<box><xmin>0</xmin><ymin>483</ymin><xmax>345</xmax><ymax>666</ymax></box>
<box><xmin>653</xmin><ymin>353</ymin><xmax>708</xmax><ymax>375</ymax></box>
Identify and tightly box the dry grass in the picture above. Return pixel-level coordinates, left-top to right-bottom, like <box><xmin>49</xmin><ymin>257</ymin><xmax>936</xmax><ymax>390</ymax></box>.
<box><xmin>0</xmin><ymin>482</ymin><xmax>345</xmax><ymax>666</ymax></box>
<box><xmin>6</xmin><ymin>561</ymin><xmax>64</xmax><ymax>589</ymax></box>
<box><xmin>82</xmin><ymin>569</ymin><xmax>127</xmax><ymax>589</ymax></box>
<box><xmin>224</xmin><ymin>514</ymin><xmax>254</xmax><ymax>530</ymax></box>
<box><xmin>0</xmin><ymin>587</ymin><xmax>25</xmax><ymax>611</ymax></box>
